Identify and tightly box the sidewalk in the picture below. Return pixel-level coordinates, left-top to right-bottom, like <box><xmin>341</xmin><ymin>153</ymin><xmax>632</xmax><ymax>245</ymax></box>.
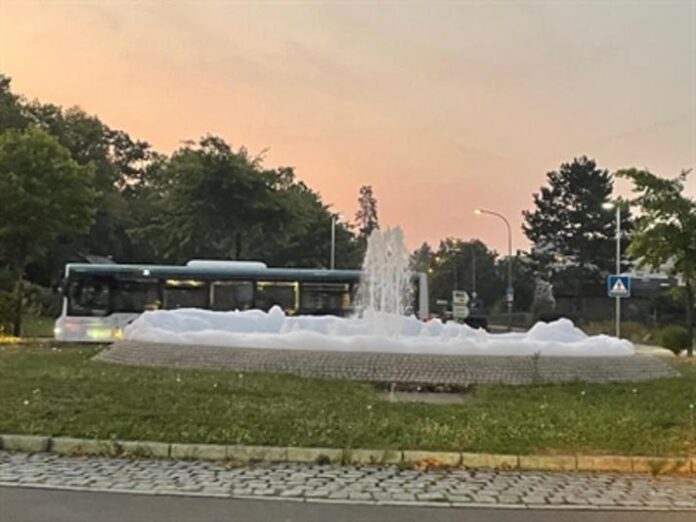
<box><xmin>1</xmin><ymin>451</ymin><xmax>694</xmax><ymax>511</ymax></box>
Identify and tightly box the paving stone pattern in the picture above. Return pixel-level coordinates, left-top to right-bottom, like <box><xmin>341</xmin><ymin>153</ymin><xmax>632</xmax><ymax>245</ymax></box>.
<box><xmin>1</xmin><ymin>452</ymin><xmax>694</xmax><ymax>510</ymax></box>
<box><xmin>97</xmin><ymin>342</ymin><xmax>677</xmax><ymax>385</ymax></box>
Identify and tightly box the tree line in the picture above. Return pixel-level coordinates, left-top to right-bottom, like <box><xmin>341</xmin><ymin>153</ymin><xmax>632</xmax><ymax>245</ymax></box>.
<box><xmin>0</xmin><ymin>73</ymin><xmax>694</xmax><ymax>355</ymax></box>
<box><xmin>415</xmin><ymin>156</ymin><xmax>694</xmax><ymax>355</ymax></box>
<box><xmin>0</xmin><ymin>74</ymin><xmax>378</xmax><ymax>335</ymax></box>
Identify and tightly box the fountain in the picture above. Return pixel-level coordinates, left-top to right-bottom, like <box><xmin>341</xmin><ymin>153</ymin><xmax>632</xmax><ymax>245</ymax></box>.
<box><xmin>120</xmin><ymin>227</ymin><xmax>635</xmax><ymax>357</ymax></box>
<box><xmin>95</xmin><ymin>227</ymin><xmax>684</xmax><ymax>385</ymax></box>
<box><xmin>356</xmin><ymin>227</ymin><xmax>412</xmax><ymax>317</ymax></box>
<box><xmin>355</xmin><ymin>227</ymin><xmax>413</xmax><ymax>335</ymax></box>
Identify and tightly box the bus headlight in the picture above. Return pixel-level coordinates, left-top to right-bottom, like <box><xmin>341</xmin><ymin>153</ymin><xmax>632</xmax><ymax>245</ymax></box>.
<box><xmin>86</xmin><ymin>326</ymin><xmax>113</xmax><ymax>341</ymax></box>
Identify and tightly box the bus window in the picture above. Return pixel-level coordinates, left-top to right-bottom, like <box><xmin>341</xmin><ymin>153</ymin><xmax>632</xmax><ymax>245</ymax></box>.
<box><xmin>163</xmin><ymin>280</ymin><xmax>208</xmax><ymax>309</ymax></box>
<box><xmin>300</xmin><ymin>283</ymin><xmax>352</xmax><ymax>314</ymax></box>
<box><xmin>211</xmin><ymin>281</ymin><xmax>253</xmax><ymax>311</ymax></box>
<box><xmin>67</xmin><ymin>279</ymin><xmax>110</xmax><ymax>317</ymax></box>
<box><xmin>255</xmin><ymin>281</ymin><xmax>298</xmax><ymax>314</ymax></box>
<box><xmin>112</xmin><ymin>280</ymin><xmax>160</xmax><ymax>313</ymax></box>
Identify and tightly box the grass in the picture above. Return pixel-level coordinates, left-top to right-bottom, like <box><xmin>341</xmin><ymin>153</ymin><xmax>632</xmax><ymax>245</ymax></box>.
<box><xmin>0</xmin><ymin>343</ymin><xmax>695</xmax><ymax>457</ymax></box>
<box><xmin>21</xmin><ymin>315</ymin><xmax>55</xmax><ymax>337</ymax></box>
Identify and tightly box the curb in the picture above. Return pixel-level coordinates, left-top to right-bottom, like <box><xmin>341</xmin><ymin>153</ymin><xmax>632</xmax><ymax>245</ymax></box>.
<box><xmin>1</xmin><ymin>434</ymin><xmax>694</xmax><ymax>476</ymax></box>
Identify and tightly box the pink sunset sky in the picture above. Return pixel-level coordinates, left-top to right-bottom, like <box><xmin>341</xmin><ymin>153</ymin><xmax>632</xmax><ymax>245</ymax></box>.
<box><xmin>1</xmin><ymin>1</ymin><xmax>694</xmax><ymax>253</ymax></box>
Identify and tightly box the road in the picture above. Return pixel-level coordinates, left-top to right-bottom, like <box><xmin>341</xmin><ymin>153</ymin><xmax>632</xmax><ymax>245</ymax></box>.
<box><xmin>1</xmin><ymin>487</ymin><xmax>694</xmax><ymax>522</ymax></box>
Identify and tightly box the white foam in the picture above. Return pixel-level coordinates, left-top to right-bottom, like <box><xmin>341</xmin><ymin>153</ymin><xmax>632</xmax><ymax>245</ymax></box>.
<box><xmin>123</xmin><ymin>307</ymin><xmax>635</xmax><ymax>357</ymax></box>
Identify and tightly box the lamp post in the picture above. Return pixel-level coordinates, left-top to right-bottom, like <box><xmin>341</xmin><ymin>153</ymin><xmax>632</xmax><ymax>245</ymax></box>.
<box><xmin>330</xmin><ymin>215</ymin><xmax>337</xmax><ymax>270</ymax></box>
<box><xmin>475</xmin><ymin>208</ymin><xmax>513</xmax><ymax>330</ymax></box>
<box><xmin>602</xmin><ymin>201</ymin><xmax>621</xmax><ymax>338</ymax></box>
<box><xmin>330</xmin><ymin>213</ymin><xmax>342</xmax><ymax>270</ymax></box>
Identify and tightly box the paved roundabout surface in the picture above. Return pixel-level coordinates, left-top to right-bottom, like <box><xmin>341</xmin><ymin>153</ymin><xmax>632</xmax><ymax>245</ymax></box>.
<box><xmin>1</xmin><ymin>452</ymin><xmax>694</xmax><ymax>511</ymax></box>
<box><xmin>97</xmin><ymin>341</ymin><xmax>678</xmax><ymax>385</ymax></box>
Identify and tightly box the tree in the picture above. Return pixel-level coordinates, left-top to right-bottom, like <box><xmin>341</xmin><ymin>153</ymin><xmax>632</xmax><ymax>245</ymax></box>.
<box><xmin>0</xmin><ymin>127</ymin><xmax>95</xmax><ymax>335</ymax></box>
<box><xmin>617</xmin><ymin>168</ymin><xmax>696</xmax><ymax>357</ymax></box>
<box><xmin>263</xmin><ymin>177</ymin><xmax>363</xmax><ymax>269</ymax></box>
<box><xmin>0</xmin><ymin>74</ymin><xmax>28</xmax><ymax>133</ymax></box>
<box><xmin>427</xmin><ymin>238</ymin><xmax>503</xmax><ymax>313</ymax></box>
<box><xmin>135</xmin><ymin>136</ymin><xmax>296</xmax><ymax>263</ymax></box>
<box><xmin>523</xmin><ymin>156</ymin><xmax>631</xmax><ymax>295</ymax></box>
<box><xmin>355</xmin><ymin>185</ymin><xmax>379</xmax><ymax>237</ymax></box>
<box><xmin>25</xmin><ymin>102</ymin><xmax>154</xmax><ymax>266</ymax></box>
<box><xmin>500</xmin><ymin>252</ymin><xmax>536</xmax><ymax>313</ymax></box>
<box><xmin>410</xmin><ymin>242</ymin><xmax>433</xmax><ymax>274</ymax></box>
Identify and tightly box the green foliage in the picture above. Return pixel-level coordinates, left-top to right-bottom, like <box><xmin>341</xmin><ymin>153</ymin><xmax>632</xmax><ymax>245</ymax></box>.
<box><xmin>263</xmin><ymin>189</ymin><xmax>362</xmax><ymax>269</ymax></box>
<box><xmin>136</xmin><ymin>138</ymin><xmax>306</xmax><ymax>263</ymax></box>
<box><xmin>618</xmin><ymin>169</ymin><xmax>696</xmax><ymax>283</ymax></box>
<box><xmin>581</xmin><ymin>321</ymin><xmax>657</xmax><ymax>345</ymax></box>
<box><xmin>1</xmin><ymin>344</ymin><xmax>695</xmax><ymax>456</ymax></box>
<box><xmin>23</xmin><ymin>101</ymin><xmax>155</xmax><ymax>272</ymax></box>
<box><xmin>19</xmin><ymin>315</ymin><xmax>55</xmax><ymax>338</ymax></box>
<box><xmin>503</xmin><ymin>253</ymin><xmax>536</xmax><ymax>312</ymax></box>
<box><xmin>523</xmin><ymin>157</ymin><xmax>631</xmax><ymax>292</ymax></box>
<box><xmin>426</xmin><ymin>238</ymin><xmax>502</xmax><ymax>312</ymax></box>
<box><xmin>0</xmin><ymin>75</ymin><xmax>367</xmax><ymax>277</ymax></box>
<box><xmin>131</xmin><ymin>136</ymin><xmax>364</xmax><ymax>268</ymax></box>
<box><xmin>659</xmin><ymin>325</ymin><xmax>691</xmax><ymax>356</ymax></box>
<box><xmin>410</xmin><ymin>242</ymin><xmax>433</xmax><ymax>274</ymax></box>
<box><xmin>355</xmin><ymin>185</ymin><xmax>379</xmax><ymax>237</ymax></box>
<box><xmin>0</xmin><ymin>127</ymin><xmax>96</xmax><ymax>266</ymax></box>
<box><xmin>0</xmin><ymin>127</ymin><xmax>96</xmax><ymax>334</ymax></box>
<box><xmin>617</xmin><ymin>168</ymin><xmax>696</xmax><ymax>357</ymax></box>
<box><xmin>421</xmin><ymin>240</ymin><xmax>536</xmax><ymax>314</ymax></box>
<box><xmin>23</xmin><ymin>283</ymin><xmax>61</xmax><ymax>317</ymax></box>
<box><xmin>0</xmin><ymin>291</ymin><xmax>12</xmax><ymax>335</ymax></box>
<box><xmin>0</xmin><ymin>75</ymin><xmax>28</xmax><ymax>133</ymax></box>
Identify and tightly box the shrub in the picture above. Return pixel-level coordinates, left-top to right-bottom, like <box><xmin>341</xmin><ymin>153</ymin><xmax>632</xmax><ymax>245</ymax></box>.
<box><xmin>658</xmin><ymin>324</ymin><xmax>691</xmax><ymax>356</ymax></box>
<box><xmin>0</xmin><ymin>290</ymin><xmax>13</xmax><ymax>335</ymax></box>
<box><xmin>24</xmin><ymin>283</ymin><xmax>61</xmax><ymax>317</ymax></box>
<box><xmin>0</xmin><ymin>280</ymin><xmax>59</xmax><ymax>337</ymax></box>
<box><xmin>581</xmin><ymin>321</ymin><xmax>656</xmax><ymax>344</ymax></box>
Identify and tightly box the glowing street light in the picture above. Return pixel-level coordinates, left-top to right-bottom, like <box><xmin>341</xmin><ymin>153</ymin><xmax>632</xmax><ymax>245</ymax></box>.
<box><xmin>330</xmin><ymin>213</ymin><xmax>343</xmax><ymax>270</ymax></box>
<box><xmin>474</xmin><ymin>208</ymin><xmax>513</xmax><ymax>330</ymax></box>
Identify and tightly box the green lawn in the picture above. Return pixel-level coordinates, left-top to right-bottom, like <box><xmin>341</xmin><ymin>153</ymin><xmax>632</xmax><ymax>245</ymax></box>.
<box><xmin>0</xmin><ymin>343</ymin><xmax>694</xmax><ymax>456</ymax></box>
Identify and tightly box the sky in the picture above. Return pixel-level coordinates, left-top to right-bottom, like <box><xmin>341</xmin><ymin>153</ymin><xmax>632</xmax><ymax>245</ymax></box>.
<box><xmin>1</xmin><ymin>0</ymin><xmax>694</xmax><ymax>253</ymax></box>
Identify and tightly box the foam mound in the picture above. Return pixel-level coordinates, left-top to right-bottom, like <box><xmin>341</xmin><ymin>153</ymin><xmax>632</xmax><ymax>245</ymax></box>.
<box><xmin>123</xmin><ymin>307</ymin><xmax>635</xmax><ymax>357</ymax></box>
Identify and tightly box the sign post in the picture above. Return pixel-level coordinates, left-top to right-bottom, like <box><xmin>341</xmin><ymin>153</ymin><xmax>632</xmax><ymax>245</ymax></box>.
<box><xmin>452</xmin><ymin>290</ymin><xmax>469</xmax><ymax>321</ymax></box>
<box><xmin>607</xmin><ymin>275</ymin><xmax>631</xmax><ymax>338</ymax></box>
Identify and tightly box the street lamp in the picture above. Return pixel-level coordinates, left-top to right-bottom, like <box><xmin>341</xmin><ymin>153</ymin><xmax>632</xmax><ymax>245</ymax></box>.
<box><xmin>602</xmin><ymin>201</ymin><xmax>622</xmax><ymax>337</ymax></box>
<box><xmin>474</xmin><ymin>208</ymin><xmax>513</xmax><ymax>330</ymax></box>
<box><xmin>330</xmin><ymin>213</ymin><xmax>342</xmax><ymax>270</ymax></box>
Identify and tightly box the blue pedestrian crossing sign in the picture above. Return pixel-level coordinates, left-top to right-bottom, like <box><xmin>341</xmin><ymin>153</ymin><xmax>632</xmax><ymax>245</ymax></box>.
<box><xmin>608</xmin><ymin>275</ymin><xmax>631</xmax><ymax>298</ymax></box>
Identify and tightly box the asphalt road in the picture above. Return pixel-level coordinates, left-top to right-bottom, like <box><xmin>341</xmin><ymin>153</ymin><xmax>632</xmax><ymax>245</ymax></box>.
<box><xmin>1</xmin><ymin>487</ymin><xmax>694</xmax><ymax>522</ymax></box>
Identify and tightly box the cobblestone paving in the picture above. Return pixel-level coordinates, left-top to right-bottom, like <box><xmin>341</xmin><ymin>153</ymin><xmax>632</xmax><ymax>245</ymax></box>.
<box><xmin>1</xmin><ymin>452</ymin><xmax>694</xmax><ymax>510</ymax></box>
<box><xmin>97</xmin><ymin>342</ymin><xmax>678</xmax><ymax>385</ymax></box>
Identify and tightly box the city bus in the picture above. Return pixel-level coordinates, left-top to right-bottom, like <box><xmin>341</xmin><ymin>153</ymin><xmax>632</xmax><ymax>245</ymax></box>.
<box><xmin>54</xmin><ymin>260</ymin><xmax>429</xmax><ymax>342</ymax></box>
